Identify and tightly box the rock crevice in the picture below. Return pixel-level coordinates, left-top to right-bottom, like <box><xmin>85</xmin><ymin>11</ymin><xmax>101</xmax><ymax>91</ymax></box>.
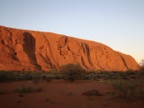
<box><xmin>0</xmin><ymin>26</ymin><xmax>140</xmax><ymax>71</ymax></box>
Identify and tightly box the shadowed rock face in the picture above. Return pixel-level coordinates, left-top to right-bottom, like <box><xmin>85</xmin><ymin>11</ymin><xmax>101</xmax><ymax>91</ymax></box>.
<box><xmin>0</xmin><ymin>26</ymin><xmax>140</xmax><ymax>71</ymax></box>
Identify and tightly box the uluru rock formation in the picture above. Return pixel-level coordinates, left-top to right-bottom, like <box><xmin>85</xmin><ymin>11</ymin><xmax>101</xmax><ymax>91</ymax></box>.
<box><xmin>0</xmin><ymin>26</ymin><xmax>139</xmax><ymax>71</ymax></box>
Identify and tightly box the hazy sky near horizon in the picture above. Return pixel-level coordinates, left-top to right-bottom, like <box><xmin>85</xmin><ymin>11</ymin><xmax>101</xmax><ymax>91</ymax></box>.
<box><xmin>0</xmin><ymin>0</ymin><xmax>144</xmax><ymax>63</ymax></box>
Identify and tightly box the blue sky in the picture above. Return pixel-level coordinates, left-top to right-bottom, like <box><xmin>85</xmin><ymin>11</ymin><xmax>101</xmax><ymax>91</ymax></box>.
<box><xmin>0</xmin><ymin>0</ymin><xmax>143</xmax><ymax>63</ymax></box>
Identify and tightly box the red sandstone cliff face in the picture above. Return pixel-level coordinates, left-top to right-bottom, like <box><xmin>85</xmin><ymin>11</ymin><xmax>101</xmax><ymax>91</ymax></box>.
<box><xmin>0</xmin><ymin>26</ymin><xmax>140</xmax><ymax>71</ymax></box>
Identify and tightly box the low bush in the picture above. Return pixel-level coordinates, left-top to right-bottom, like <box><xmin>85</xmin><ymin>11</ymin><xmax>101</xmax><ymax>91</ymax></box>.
<box><xmin>111</xmin><ymin>80</ymin><xmax>144</xmax><ymax>100</ymax></box>
<box><xmin>15</xmin><ymin>85</ymin><xmax>42</xmax><ymax>93</ymax></box>
<box><xmin>0</xmin><ymin>71</ymin><xmax>45</xmax><ymax>82</ymax></box>
<box><xmin>82</xmin><ymin>89</ymin><xmax>103</xmax><ymax>96</ymax></box>
<box><xmin>60</xmin><ymin>64</ymin><xmax>86</xmax><ymax>82</ymax></box>
<box><xmin>0</xmin><ymin>71</ymin><xmax>8</xmax><ymax>82</ymax></box>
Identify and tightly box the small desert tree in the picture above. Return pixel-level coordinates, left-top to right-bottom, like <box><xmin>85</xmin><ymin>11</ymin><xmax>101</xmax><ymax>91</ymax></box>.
<box><xmin>140</xmin><ymin>59</ymin><xmax>144</xmax><ymax>72</ymax></box>
<box><xmin>60</xmin><ymin>64</ymin><xmax>85</xmax><ymax>82</ymax></box>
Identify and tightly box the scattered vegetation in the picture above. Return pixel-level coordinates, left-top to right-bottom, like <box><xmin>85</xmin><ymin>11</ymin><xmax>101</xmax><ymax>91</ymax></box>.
<box><xmin>0</xmin><ymin>63</ymin><xmax>144</xmax><ymax>103</ymax></box>
<box><xmin>0</xmin><ymin>71</ymin><xmax>51</xmax><ymax>82</ymax></box>
<box><xmin>0</xmin><ymin>63</ymin><xmax>144</xmax><ymax>82</ymax></box>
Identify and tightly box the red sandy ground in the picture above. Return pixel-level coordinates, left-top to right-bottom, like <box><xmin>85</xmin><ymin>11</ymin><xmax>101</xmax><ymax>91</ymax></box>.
<box><xmin>0</xmin><ymin>80</ymin><xmax>144</xmax><ymax>108</ymax></box>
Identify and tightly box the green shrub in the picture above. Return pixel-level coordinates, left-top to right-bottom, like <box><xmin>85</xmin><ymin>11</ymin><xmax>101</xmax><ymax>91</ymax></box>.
<box><xmin>15</xmin><ymin>85</ymin><xmax>42</xmax><ymax>93</ymax></box>
<box><xmin>60</xmin><ymin>64</ymin><xmax>85</xmax><ymax>82</ymax></box>
<box><xmin>0</xmin><ymin>71</ymin><xmax>45</xmax><ymax>82</ymax></box>
<box><xmin>0</xmin><ymin>72</ymin><xmax>8</xmax><ymax>82</ymax></box>
<box><xmin>111</xmin><ymin>80</ymin><xmax>142</xmax><ymax>100</ymax></box>
<box><xmin>43</xmin><ymin>74</ymin><xmax>52</xmax><ymax>82</ymax></box>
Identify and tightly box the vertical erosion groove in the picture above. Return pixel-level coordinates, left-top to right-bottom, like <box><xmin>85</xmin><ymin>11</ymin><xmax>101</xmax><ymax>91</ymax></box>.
<box><xmin>23</xmin><ymin>32</ymin><xmax>42</xmax><ymax>70</ymax></box>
